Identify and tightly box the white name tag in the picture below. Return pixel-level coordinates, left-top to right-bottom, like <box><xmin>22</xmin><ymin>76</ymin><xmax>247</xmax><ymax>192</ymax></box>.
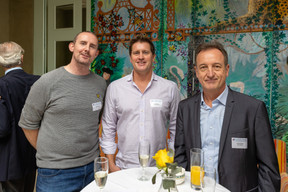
<box><xmin>92</xmin><ymin>102</ymin><xmax>102</xmax><ymax>111</ymax></box>
<box><xmin>232</xmin><ymin>137</ymin><xmax>248</xmax><ymax>149</ymax></box>
<box><xmin>150</xmin><ymin>99</ymin><xmax>163</xmax><ymax>107</ymax></box>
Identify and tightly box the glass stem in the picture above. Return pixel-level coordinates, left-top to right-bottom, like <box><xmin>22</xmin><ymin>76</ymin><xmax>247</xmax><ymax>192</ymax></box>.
<box><xmin>142</xmin><ymin>167</ymin><xmax>145</xmax><ymax>177</ymax></box>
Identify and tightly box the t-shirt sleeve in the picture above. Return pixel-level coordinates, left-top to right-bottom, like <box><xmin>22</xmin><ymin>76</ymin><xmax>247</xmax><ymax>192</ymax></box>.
<box><xmin>19</xmin><ymin>77</ymin><xmax>48</xmax><ymax>130</ymax></box>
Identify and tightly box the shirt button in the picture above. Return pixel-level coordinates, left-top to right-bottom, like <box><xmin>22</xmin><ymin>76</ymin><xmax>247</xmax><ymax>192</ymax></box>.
<box><xmin>209</xmin><ymin>157</ymin><xmax>212</xmax><ymax>160</ymax></box>
<box><xmin>210</xmin><ymin>142</ymin><xmax>213</xmax><ymax>145</ymax></box>
<box><xmin>210</xmin><ymin>126</ymin><xmax>213</xmax><ymax>129</ymax></box>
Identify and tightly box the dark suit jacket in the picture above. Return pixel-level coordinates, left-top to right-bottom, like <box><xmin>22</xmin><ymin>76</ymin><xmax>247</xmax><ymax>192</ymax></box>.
<box><xmin>174</xmin><ymin>87</ymin><xmax>280</xmax><ymax>192</ymax></box>
<box><xmin>0</xmin><ymin>69</ymin><xmax>40</xmax><ymax>181</ymax></box>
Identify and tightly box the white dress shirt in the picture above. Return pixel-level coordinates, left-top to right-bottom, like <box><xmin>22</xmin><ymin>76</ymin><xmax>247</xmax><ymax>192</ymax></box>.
<box><xmin>100</xmin><ymin>72</ymin><xmax>180</xmax><ymax>169</ymax></box>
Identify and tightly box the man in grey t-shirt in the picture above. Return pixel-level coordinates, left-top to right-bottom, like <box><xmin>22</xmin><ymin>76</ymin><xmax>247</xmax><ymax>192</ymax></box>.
<box><xmin>19</xmin><ymin>31</ymin><xmax>106</xmax><ymax>192</ymax></box>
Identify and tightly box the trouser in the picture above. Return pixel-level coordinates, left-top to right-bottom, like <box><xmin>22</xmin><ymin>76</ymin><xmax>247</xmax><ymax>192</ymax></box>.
<box><xmin>36</xmin><ymin>161</ymin><xmax>94</xmax><ymax>192</ymax></box>
<box><xmin>0</xmin><ymin>171</ymin><xmax>36</xmax><ymax>192</ymax></box>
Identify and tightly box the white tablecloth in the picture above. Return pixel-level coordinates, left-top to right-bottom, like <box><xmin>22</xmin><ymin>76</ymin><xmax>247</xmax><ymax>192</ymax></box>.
<box><xmin>81</xmin><ymin>167</ymin><xmax>230</xmax><ymax>192</ymax></box>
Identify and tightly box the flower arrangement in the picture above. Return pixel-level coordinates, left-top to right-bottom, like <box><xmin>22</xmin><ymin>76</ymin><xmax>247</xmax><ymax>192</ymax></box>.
<box><xmin>152</xmin><ymin>148</ymin><xmax>182</xmax><ymax>191</ymax></box>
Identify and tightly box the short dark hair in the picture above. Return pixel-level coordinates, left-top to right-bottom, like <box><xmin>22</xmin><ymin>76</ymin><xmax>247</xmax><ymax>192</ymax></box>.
<box><xmin>195</xmin><ymin>41</ymin><xmax>228</xmax><ymax>66</ymax></box>
<box><xmin>129</xmin><ymin>35</ymin><xmax>155</xmax><ymax>56</ymax></box>
<box><xmin>73</xmin><ymin>31</ymin><xmax>98</xmax><ymax>44</ymax></box>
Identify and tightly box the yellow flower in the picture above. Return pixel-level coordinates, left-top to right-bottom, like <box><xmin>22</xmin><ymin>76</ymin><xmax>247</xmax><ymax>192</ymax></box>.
<box><xmin>153</xmin><ymin>148</ymin><xmax>174</xmax><ymax>168</ymax></box>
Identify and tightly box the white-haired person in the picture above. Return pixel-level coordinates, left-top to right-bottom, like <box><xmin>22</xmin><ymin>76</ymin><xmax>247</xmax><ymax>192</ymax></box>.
<box><xmin>0</xmin><ymin>41</ymin><xmax>40</xmax><ymax>192</ymax></box>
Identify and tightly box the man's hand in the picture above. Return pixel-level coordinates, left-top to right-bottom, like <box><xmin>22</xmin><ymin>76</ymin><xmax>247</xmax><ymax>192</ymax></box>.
<box><xmin>106</xmin><ymin>154</ymin><xmax>120</xmax><ymax>173</ymax></box>
<box><xmin>109</xmin><ymin>163</ymin><xmax>121</xmax><ymax>173</ymax></box>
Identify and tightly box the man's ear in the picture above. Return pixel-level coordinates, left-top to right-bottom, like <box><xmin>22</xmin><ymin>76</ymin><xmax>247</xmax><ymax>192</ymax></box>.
<box><xmin>21</xmin><ymin>55</ymin><xmax>24</xmax><ymax>64</ymax></box>
<box><xmin>69</xmin><ymin>42</ymin><xmax>74</xmax><ymax>52</ymax></box>
<box><xmin>226</xmin><ymin>64</ymin><xmax>230</xmax><ymax>77</ymax></box>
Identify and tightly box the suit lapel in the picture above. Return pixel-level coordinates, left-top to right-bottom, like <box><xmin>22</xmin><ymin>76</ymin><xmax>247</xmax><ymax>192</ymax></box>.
<box><xmin>218</xmin><ymin>88</ymin><xmax>235</xmax><ymax>162</ymax></box>
<box><xmin>192</xmin><ymin>94</ymin><xmax>202</xmax><ymax>148</ymax></box>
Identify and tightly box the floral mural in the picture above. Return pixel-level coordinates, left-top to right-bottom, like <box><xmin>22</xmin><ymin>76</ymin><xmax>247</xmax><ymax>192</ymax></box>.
<box><xmin>91</xmin><ymin>0</ymin><xmax>288</xmax><ymax>162</ymax></box>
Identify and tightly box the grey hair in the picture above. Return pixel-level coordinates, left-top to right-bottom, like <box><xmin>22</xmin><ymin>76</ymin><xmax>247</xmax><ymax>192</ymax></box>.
<box><xmin>0</xmin><ymin>41</ymin><xmax>24</xmax><ymax>68</ymax></box>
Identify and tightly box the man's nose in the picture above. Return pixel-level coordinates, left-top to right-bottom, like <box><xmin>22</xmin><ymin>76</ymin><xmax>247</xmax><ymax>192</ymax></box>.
<box><xmin>207</xmin><ymin>67</ymin><xmax>215</xmax><ymax>77</ymax></box>
<box><xmin>139</xmin><ymin>52</ymin><xmax>144</xmax><ymax>59</ymax></box>
<box><xmin>84</xmin><ymin>44</ymin><xmax>89</xmax><ymax>51</ymax></box>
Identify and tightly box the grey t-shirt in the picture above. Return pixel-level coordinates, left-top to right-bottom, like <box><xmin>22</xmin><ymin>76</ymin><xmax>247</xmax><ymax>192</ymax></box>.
<box><xmin>19</xmin><ymin>67</ymin><xmax>106</xmax><ymax>169</ymax></box>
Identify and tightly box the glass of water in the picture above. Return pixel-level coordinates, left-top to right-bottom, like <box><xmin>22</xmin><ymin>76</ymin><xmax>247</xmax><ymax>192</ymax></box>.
<box><xmin>201</xmin><ymin>165</ymin><xmax>216</xmax><ymax>192</ymax></box>
<box><xmin>94</xmin><ymin>157</ymin><xmax>109</xmax><ymax>191</ymax></box>
<box><xmin>138</xmin><ymin>139</ymin><xmax>150</xmax><ymax>181</ymax></box>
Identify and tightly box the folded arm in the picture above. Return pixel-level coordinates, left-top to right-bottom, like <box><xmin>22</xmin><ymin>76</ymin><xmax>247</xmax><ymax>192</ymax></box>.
<box><xmin>100</xmin><ymin>85</ymin><xmax>120</xmax><ymax>173</ymax></box>
<box><xmin>22</xmin><ymin>128</ymin><xmax>38</xmax><ymax>149</ymax></box>
<box><xmin>167</xmin><ymin>84</ymin><xmax>181</xmax><ymax>151</ymax></box>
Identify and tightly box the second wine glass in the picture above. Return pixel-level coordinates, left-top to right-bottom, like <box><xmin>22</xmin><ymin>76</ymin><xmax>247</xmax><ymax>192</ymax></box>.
<box><xmin>138</xmin><ymin>139</ymin><xmax>150</xmax><ymax>181</ymax></box>
<box><xmin>94</xmin><ymin>157</ymin><xmax>109</xmax><ymax>191</ymax></box>
<box><xmin>201</xmin><ymin>166</ymin><xmax>216</xmax><ymax>192</ymax></box>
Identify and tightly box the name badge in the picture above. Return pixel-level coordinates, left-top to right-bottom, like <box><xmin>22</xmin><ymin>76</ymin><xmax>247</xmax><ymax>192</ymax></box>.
<box><xmin>232</xmin><ymin>137</ymin><xmax>248</xmax><ymax>149</ymax></box>
<box><xmin>150</xmin><ymin>99</ymin><xmax>162</xmax><ymax>107</ymax></box>
<box><xmin>92</xmin><ymin>102</ymin><xmax>102</xmax><ymax>111</ymax></box>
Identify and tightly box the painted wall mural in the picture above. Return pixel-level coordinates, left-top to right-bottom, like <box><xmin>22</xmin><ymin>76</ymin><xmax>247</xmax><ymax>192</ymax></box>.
<box><xmin>91</xmin><ymin>0</ymin><xmax>288</xmax><ymax>160</ymax></box>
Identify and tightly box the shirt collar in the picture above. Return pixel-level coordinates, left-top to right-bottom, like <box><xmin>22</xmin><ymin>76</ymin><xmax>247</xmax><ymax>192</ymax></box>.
<box><xmin>5</xmin><ymin>67</ymin><xmax>23</xmax><ymax>75</ymax></box>
<box><xmin>127</xmin><ymin>71</ymin><xmax>157</xmax><ymax>83</ymax></box>
<box><xmin>201</xmin><ymin>85</ymin><xmax>229</xmax><ymax>106</ymax></box>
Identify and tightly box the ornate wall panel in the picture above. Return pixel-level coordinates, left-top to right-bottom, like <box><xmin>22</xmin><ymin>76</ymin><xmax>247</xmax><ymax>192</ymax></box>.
<box><xmin>91</xmin><ymin>0</ymin><xmax>288</xmax><ymax>160</ymax></box>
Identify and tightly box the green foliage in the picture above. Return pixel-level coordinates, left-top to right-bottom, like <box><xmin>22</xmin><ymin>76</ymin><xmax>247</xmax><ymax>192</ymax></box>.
<box><xmin>263</xmin><ymin>31</ymin><xmax>284</xmax><ymax>136</ymax></box>
<box><xmin>91</xmin><ymin>0</ymin><xmax>95</xmax><ymax>31</ymax></box>
<box><xmin>90</xmin><ymin>44</ymin><xmax>124</xmax><ymax>81</ymax></box>
<box><xmin>154</xmin><ymin>0</ymin><xmax>168</xmax><ymax>76</ymax></box>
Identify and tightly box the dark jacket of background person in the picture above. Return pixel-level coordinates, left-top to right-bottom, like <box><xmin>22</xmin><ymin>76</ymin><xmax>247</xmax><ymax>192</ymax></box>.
<box><xmin>0</xmin><ymin>69</ymin><xmax>40</xmax><ymax>181</ymax></box>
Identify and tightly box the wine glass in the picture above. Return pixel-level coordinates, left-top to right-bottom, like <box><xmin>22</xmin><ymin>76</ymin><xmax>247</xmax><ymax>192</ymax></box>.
<box><xmin>94</xmin><ymin>157</ymin><xmax>109</xmax><ymax>191</ymax></box>
<box><xmin>138</xmin><ymin>139</ymin><xmax>150</xmax><ymax>181</ymax></box>
<box><xmin>201</xmin><ymin>166</ymin><xmax>216</xmax><ymax>192</ymax></box>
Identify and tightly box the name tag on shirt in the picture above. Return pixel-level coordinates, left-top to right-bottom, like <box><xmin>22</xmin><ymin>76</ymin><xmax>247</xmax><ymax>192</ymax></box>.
<box><xmin>232</xmin><ymin>137</ymin><xmax>248</xmax><ymax>149</ymax></box>
<box><xmin>92</xmin><ymin>102</ymin><xmax>102</xmax><ymax>111</ymax></box>
<box><xmin>150</xmin><ymin>99</ymin><xmax>162</xmax><ymax>107</ymax></box>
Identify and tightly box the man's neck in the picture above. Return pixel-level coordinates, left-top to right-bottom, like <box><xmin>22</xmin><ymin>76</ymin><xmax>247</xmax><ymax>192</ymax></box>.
<box><xmin>203</xmin><ymin>88</ymin><xmax>225</xmax><ymax>107</ymax></box>
<box><xmin>133</xmin><ymin>70</ymin><xmax>152</xmax><ymax>93</ymax></box>
<box><xmin>64</xmin><ymin>62</ymin><xmax>90</xmax><ymax>76</ymax></box>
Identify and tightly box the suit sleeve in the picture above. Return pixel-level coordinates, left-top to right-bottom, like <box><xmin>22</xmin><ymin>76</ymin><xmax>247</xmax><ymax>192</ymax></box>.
<box><xmin>0</xmin><ymin>99</ymin><xmax>10</xmax><ymax>138</ymax></box>
<box><xmin>174</xmin><ymin>101</ymin><xmax>188</xmax><ymax>170</ymax></box>
<box><xmin>256</xmin><ymin>102</ymin><xmax>281</xmax><ymax>191</ymax></box>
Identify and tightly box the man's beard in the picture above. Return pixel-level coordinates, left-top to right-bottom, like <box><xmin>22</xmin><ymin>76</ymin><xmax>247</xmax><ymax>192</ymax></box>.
<box><xmin>74</xmin><ymin>55</ymin><xmax>91</xmax><ymax>66</ymax></box>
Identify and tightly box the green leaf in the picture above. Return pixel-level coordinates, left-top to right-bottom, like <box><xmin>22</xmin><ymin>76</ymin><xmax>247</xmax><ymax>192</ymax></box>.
<box><xmin>163</xmin><ymin>179</ymin><xmax>176</xmax><ymax>189</ymax></box>
<box><xmin>152</xmin><ymin>170</ymin><xmax>161</xmax><ymax>185</ymax></box>
<box><xmin>152</xmin><ymin>173</ymin><xmax>157</xmax><ymax>184</ymax></box>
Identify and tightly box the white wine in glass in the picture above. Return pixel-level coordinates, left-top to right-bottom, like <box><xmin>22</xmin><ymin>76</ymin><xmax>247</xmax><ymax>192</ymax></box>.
<box><xmin>94</xmin><ymin>157</ymin><xmax>109</xmax><ymax>191</ymax></box>
<box><xmin>138</xmin><ymin>140</ymin><xmax>150</xmax><ymax>181</ymax></box>
<box><xmin>94</xmin><ymin>171</ymin><xmax>108</xmax><ymax>189</ymax></box>
<box><xmin>139</xmin><ymin>154</ymin><xmax>149</xmax><ymax>167</ymax></box>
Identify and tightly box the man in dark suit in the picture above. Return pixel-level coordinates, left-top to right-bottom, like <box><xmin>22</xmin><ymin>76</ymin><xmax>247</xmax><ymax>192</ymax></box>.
<box><xmin>174</xmin><ymin>41</ymin><xmax>280</xmax><ymax>191</ymax></box>
<box><xmin>0</xmin><ymin>41</ymin><xmax>40</xmax><ymax>192</ymax></box>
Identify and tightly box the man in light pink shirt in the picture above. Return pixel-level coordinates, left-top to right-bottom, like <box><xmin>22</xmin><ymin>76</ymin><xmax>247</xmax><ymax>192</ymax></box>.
<box><xmin>100</xmin><ymin>36</ymin><xmax>180</xmax><ymax>172</ymax></box>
